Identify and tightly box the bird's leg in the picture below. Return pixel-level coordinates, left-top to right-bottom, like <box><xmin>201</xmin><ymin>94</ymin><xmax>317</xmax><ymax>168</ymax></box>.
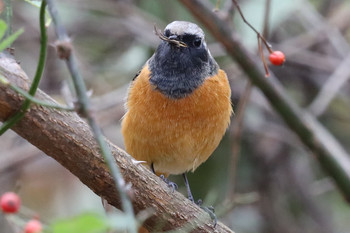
<box><xmin>182</xmin><ymin>173</ymin><xmax>218</xmax><ymax>227</ymax></box>
<box><xmin>150</xmin><ymin>163</ymin><xmax>156</xmax><ymax>174</ymax></box>
<box><xmin>151</xmin><ymin>163</ymin><xmax>178</xmax><ymax>192</ymax></box>
<box><xmin>183</xmin><ymin>173</ymin><xmax>195</xmax><ymax>202</ymax></box>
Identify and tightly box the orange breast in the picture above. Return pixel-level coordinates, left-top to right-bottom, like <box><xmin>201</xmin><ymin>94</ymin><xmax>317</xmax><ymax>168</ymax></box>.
<box><xmin>121</xmin><ymin>65</ymin><xmax>232</xmax><ymax>175</ymax></box>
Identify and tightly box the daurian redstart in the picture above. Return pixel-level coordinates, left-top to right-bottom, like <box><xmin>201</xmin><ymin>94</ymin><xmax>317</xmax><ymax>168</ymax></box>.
<box><xmin>121</xmin><ymin>21</ymin><xmax>232</xmax><ymax>212</ymax></box>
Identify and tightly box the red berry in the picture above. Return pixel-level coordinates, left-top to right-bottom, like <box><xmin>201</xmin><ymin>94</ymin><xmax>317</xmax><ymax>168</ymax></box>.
<box><xmin>25</xmin><ymin>219</ymin><xmax>43</xmax><ymax>233</ymax></box>
<box><xmin>0</xmin><ymin>192</ymin><xmax>21</xmax><ymax>214</ymax></box>
<box><xmin>269</xmin><ymin>51</ymin><xmax>285</xmax><ymax>66</ymax></box>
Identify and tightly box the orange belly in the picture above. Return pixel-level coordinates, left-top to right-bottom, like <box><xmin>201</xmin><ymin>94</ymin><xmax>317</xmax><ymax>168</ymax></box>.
<box><xmin>121</xmin><ymin>65</ymin><xmax>232</xmax><ymax>175</ymax></box>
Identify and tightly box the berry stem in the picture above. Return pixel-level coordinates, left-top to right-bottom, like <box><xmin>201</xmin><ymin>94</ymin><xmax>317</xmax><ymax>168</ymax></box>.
<box><xmin>258</xmin><ymin>36</ymin><xmax>270</xmax><ymax>77</ymax></box>
<box><xmin>231</xmin><ymin>0</ymin><xmax>273</xmax><ymax>53</ymax></box>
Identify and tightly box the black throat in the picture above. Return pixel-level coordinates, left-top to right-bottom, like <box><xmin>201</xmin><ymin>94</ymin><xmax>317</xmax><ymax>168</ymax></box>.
<box><xmin>149</xmin><ymin>41</ymin><xmax>218</xmax><ymax>99</ymax></box>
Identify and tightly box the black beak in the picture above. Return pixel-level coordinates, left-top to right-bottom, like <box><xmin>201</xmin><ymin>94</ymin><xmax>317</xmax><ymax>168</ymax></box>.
<box><xmin>168</xmin><ymin>35</ymin><xmax>178</xmax><ymax>40</ymax></box>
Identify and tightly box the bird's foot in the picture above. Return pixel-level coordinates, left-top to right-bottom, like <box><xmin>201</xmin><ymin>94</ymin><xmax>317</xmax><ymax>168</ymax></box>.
<box><xmin>192</xmin><ymin>199</ymin><xmax>217</xmax><ymax>227</ymax></box>
<box><xmin>159</xmin><ymin>175</ymin><xmax>178</xmax><ymax>192</ymax></box>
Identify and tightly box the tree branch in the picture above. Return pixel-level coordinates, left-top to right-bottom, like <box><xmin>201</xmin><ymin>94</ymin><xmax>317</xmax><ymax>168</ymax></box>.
<box><xmin>0</xmin><ymin>54</ymin><xmax>234</xmax><ymax>233</ymax></box>
<box><xmin>178</xmin><ymin>0</ymin><xmax>350</xmax><ymax>202</ymax></box>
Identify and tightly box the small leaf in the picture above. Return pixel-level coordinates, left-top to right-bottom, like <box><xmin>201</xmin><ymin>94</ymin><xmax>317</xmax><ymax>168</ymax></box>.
<box><xmin>52</xmin><ymin>213</ymin><xmax>109</xmax><ymax>233</ymax></box>
<box><xmin>0</xmin><ymin>28</ymin><xmax>24</xmax><ymax>52</ymax></box>
<box><xmin>0</xmin><ymin>20</ymin><xmax>8</xmax><ymax>40</ymax></box>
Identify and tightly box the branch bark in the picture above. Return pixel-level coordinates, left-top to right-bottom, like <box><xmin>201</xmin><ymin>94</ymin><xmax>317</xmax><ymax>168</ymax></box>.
<box><xmin>0</xmin><ymin>53</ymin><xmax>234</xmax><ymax>233</ymax></box>
<box><xmin>178</xmin><ymin>0</ymin><xmax>350</xmax><ymax>201</ymax></box>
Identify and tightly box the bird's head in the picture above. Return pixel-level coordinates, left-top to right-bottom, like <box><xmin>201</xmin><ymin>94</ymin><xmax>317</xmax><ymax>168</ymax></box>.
<box><xmin>149</xmin><ymin>21</ymin><xmax>218</xmax><ymax>99</ymax></box>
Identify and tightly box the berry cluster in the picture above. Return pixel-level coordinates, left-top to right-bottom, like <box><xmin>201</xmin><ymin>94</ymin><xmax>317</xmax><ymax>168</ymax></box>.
<box><xmin>1</xmin><ymin>192</ymin><xmax>43</xmax><ymax>233</ymax></box>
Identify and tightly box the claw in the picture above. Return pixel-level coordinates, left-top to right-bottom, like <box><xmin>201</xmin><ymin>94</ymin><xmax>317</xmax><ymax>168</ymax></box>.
<box><xmin>200</xmin><ymin>205</ymin><xmax>217</xmax><ymax>227</ymax></box>
<box><xmin>159</xmin><ymin>174</ymin><xmax>178</xmax><ymax>192</ymax></box>
<box><xmin>194</xmin><ymin>199</ymin><xmax>217</xmax><ymax>227</ymax></box>
<box><xmin>182</xmin><ymin>173</ymin><xmax>217</xmax><ymax>226</ymax></box>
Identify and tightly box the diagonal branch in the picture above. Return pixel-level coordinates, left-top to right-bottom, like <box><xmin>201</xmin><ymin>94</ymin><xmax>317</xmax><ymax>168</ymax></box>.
<box><xmin>0</xmin><ymin>54</ymin><xmax>234</xmax><ymax>233</ymax></box>
<box><xmin>178</xmin><ymin>0</ymin><xmax>350</xmax><ymax>202</ymax></box>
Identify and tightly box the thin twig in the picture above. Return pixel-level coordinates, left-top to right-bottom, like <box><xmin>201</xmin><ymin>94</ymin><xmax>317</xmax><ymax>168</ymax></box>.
<box><xmin>258</xmin><ymin>36</ymin><xmax>269</xmax><ymax>77</ymax></box>
<box><xmin>45</xmin><ymin>0</ymin><xmax>137</xmax><ymax>232</ymax></box>
<box><xmin>232</xmin><ymin>0</ymin><xmax>272</xmax><ymax>76</ymax></box>
<box><xmin>0</xmin><ymin>79</ymin><xmax>74</xmax><ymax>111</ymax></box>
<box><xmin>0</xmin><ymin>0</ymin><xmax>47</xmax><ymax>135</ymax></box>
<box><xmin>232</xmin><ymin>0</ymin><xmax>272</xmax><ymax>53</ymax></box>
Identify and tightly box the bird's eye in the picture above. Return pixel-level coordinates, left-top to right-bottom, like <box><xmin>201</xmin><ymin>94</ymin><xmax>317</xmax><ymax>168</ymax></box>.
<box><xmin>164</xmin><ymin>30</ymin><xmax>171</xmax><ymax>37</ymax></box>
<box><xmin>193</xmin><ymin>38</ymin><xmax>202</xmax><ymax>48</ymax></box>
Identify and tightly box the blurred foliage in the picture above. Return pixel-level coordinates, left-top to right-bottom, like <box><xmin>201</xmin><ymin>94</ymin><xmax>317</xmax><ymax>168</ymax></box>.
<box><xmin>0</xmin><ymin>19</ymin><xmax>23</xmax><ymax>51</ymax></box>
<box><xmin>51</xmin><ymin>213</ymin><xmax>109</xmax><ymax>233</ymax></box>
<box><xmin>49</xmin><ymin>212</ymin><xmax>138</xmax><ymax>233</ymax></box>
<box><xmin>1</xmin><ymin>0</ymin><xmax>350</xmax><ymax>233</ymax></box>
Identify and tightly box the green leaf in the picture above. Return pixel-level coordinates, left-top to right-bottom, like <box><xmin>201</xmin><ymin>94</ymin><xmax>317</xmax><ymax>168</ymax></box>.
<box><xmin>0</xmin><ymin>20</ymin><xmax>8</xmax><ymax>40</ymax></box>
<box><xmin>52</xmin><ymin>213</ymin><xmax>109</xmax><ymax>233</ymax></box>
<box><xmin>0</xmin><ymin>28</ymin><xmax>24</xmax><ymax>52</ymax></box>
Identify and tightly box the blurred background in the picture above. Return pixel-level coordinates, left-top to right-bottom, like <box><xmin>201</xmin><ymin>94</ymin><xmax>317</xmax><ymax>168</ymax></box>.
<box><xmin>1</xmin><ymin>0</ymin><xmax>350</xmax><ymax>232</ymax></box>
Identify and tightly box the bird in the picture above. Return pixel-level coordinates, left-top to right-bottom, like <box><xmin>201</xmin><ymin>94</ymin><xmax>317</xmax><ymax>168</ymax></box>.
<box><xmin>121</xmin><ymin>20</ymin><xmax>232</xmax><ymax>218</ymax></box>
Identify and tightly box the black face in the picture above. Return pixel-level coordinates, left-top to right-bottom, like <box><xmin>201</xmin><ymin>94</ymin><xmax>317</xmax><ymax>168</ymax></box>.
<box><xmin>163</xmin><ymin>29</ymin><xmax>208</xmax><ymax>63</ymax></box>
<box><xmin>148</xmin><ymin>30</ymin><xmax>218</xmax><ymax>99</ymax></box>
<box><xmin>164</xmin><ymin>29</ymin><xmax>203</xmax><ymax>47</ymax></box>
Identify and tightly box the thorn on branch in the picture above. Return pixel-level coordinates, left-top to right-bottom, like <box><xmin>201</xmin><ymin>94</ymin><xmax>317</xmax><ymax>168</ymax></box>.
<box><xmin>131</xmin><ymin>159</ymin><xmax>147</xmax><ymax>166</ymax></box>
